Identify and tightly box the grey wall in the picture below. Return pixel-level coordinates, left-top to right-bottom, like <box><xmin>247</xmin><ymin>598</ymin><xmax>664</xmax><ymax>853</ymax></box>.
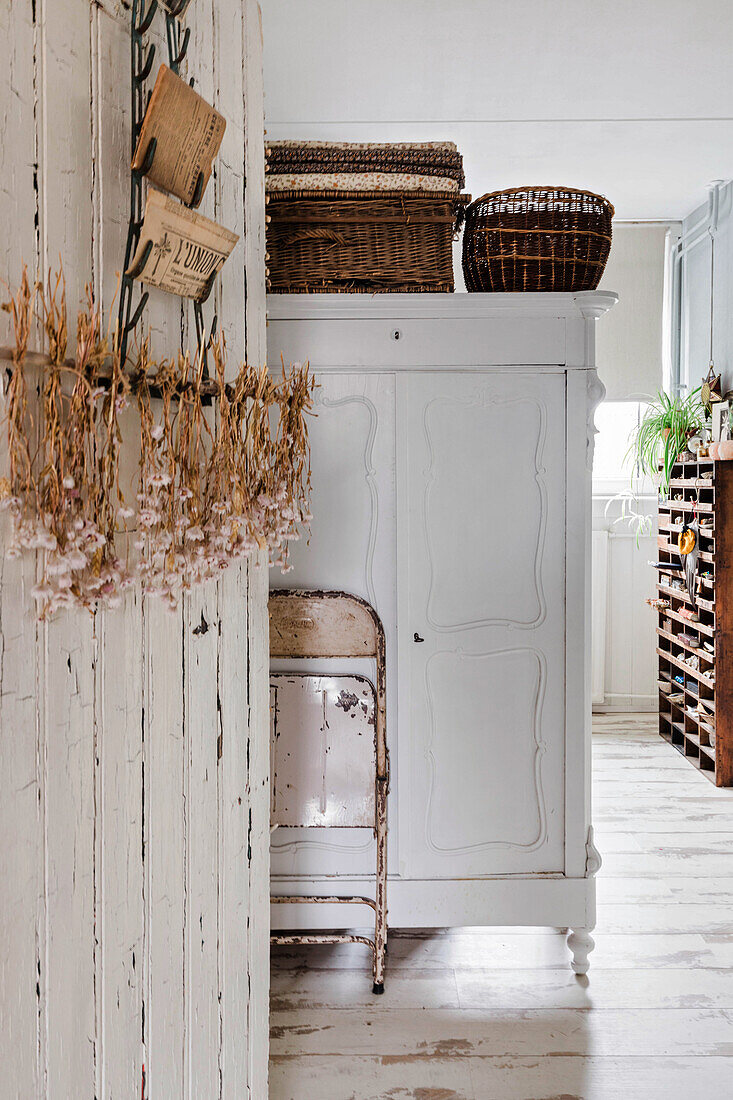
<box><xmin>681</xmin><ymin>181</ymin><xmax>733</xmax><ymax>395</ymax></box>
<box><xmin>596</xmin><ymin>223</ymin><xmax>671</xmax><ymax>401</ymax></box>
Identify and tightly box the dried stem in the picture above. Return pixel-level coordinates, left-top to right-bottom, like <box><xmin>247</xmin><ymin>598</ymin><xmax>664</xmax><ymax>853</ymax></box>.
<box><xmin>2</xmin><ymin>265</ymin><xmax>314</xmax><ymax>616</ymax></box>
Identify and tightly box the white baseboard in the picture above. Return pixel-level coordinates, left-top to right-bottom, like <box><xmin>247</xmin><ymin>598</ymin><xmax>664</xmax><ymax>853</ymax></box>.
<box><xmin>593</xmin><ymin>699</ymin><xmax>657</xmax><ymax>713</ymax></box>
<box><xmin>271</xmin><ymin>876</ymin><xmax>593</xmax><ymax>930</ymax></box>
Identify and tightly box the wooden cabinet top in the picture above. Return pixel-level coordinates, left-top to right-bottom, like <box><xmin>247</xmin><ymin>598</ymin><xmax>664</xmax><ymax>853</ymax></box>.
<box><xmin>266</xmin><ymin>292</ymin><xmax>617</xmax><ymax>371</ymax></box>
<box><xmin>267</xmin><ymin>291</ymin><xmax>617</xmax><ymax>321</ymax></box>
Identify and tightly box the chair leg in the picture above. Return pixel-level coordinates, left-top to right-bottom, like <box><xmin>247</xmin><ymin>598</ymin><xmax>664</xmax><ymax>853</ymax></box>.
<box><xmin>373</xmin><ymin>776</ymin><xmax>388</xmax><ymax>994</ymax></box>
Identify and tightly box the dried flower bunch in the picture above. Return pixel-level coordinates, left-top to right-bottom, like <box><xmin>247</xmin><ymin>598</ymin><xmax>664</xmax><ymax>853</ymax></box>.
<box><xmin>1</xmin><ymin>267</ymin><xmax>314</xmax><ymax>617</ymax></box>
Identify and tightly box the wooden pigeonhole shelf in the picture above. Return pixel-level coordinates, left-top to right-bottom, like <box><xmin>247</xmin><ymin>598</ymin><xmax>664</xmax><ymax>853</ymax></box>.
<box><xmin>656</xmin><ymin>455</ymin><xmax>733</xmax><ymax>785</ymax></box>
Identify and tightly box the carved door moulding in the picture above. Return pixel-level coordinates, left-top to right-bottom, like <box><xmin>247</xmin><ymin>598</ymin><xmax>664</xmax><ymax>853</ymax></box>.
<box><xmin>422</xmin><ymin>389</ymin><xmax>549</xmax><ymax>632</ymax></box>
<box><xmin>423</xmin><ymin>646</ymin><xmax>550</xmax><ymax>857</ymax></box>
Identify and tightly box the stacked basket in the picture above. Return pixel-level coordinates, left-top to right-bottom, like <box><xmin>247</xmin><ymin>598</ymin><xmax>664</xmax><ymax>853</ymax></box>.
<box><xmin>265</xmin><ymin>141</ymin><xmax>469</xmax><ymax>293</ymax></box>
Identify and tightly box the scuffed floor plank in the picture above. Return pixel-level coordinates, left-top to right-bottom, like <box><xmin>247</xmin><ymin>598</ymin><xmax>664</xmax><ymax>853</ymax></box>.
<box><xmin>454</xmin><ymin>966</ymin><xmax>733</xmax><ymax>1010</ymax></box>
<box><xmin>271</xmin><ymin>968</ymin><xmax>460</xmax><ymax>1011</ymax></box>
<box><xmin>270</xmin><ymin>1055</ymin><xmax>474</xmax><ymax>1100</ymax></box>
<box><xmin>467</xmin><ymin>1055</ymin><xmax>733</xmax><ymax>1100</ymax></box>
<box><xmin>269</xmin><ymin>1006</ymin><xmax>733</xmax><ymax>1058</ymax></box>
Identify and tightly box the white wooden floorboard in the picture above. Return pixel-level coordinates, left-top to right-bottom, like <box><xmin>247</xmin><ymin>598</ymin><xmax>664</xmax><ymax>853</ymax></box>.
<box><xmin>596</xmin><ymin>876</ymin><xmax>733</xmax><ymax>901</ymax></box>
<box><xmin>270</xmin><ymin>1054</ymin><xmax>733</xmax><ymax>1100</ymax></box>
<box><xmin>270</xmin><ymin>713</ymin><xmax>733</xmax><ymax>1097</ymax></box>
<box><xmin>270</xmin><ymin>1055</ymin><xmax>475</xmax><ymax>1100</ymax></box>
<box><xmin>273</xmin><ymin>965</ymin><xmax>733</xmax><ymax>1011</ymax></box>
<box><xmin>270</xmin><ymin>1006</ymin><xmax>733</xmax><ymax>1057</ymax></box>
<box><xmin>271</xmin><ymin>968</ymin><xmax>461</xmax><ymax>1010</ymax></box>
<box><xmin>467</xmin><ymin>1056</ymin><xmax>733</xmax><ymax>1100</ymax></box>
<box><xmin>453</xmin><ymin>967</ymin><xmax>733</xmax><ymax>1009</ymax></box>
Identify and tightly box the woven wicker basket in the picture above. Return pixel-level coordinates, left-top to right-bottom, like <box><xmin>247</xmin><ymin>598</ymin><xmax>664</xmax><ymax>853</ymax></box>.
<box><xmin>267</xmin><ymin>146</ymin><xmax>466</xmax><ymax>189</ymax></box>
<box><xmin>462</xmin><ymin>186</ymin><xmax>614</xmax><ymax>293</ymax></box>
<box><xmin>267</xmin><ymin>190</ymin><xmax>468</xmax><ymax>294</ymax></box>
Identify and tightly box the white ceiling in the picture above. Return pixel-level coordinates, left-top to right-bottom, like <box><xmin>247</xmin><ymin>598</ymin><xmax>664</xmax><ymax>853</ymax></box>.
<box><xmin>262</xmin><ymin>0</ymin><xmax>733</xmax><ymax>221</ymax></box>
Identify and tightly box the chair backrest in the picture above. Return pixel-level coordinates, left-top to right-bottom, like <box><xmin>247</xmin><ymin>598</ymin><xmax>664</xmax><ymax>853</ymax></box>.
<box><xmin>270</xmin><ymin>672</ymin><xmax>377</xmax><ymax>828</ymax></box>
<box><xmin>269</xmin><ymin>589</ymin><xmax>383</xmax><ymax>660</ymax></box>
<box><xmin>269</xmin><ymin>590</ymin><xmax>388</xmax><ymax>781</ymax></box>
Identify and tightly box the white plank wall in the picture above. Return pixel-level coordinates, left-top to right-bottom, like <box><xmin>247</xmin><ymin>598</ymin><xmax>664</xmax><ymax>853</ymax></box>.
<box><xmin>0</xmin><ymin>1</ymin><xmax>270</xmax><ymax>1096</ymax></box>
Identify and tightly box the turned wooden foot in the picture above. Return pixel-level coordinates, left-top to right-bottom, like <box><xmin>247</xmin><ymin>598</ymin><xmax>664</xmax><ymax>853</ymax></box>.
<box><xmin>567</xmin><ymin>927</ymin><xmax>595</xmax><ymax>975</ymax></box>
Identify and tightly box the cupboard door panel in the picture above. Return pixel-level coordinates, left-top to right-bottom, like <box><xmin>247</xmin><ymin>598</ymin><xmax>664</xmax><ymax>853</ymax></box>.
<box><xmin>424</xmin><ymin>648</ymin><xmax>547</xmax><ymax>852</ymax></box>
<box><xmin>270</xmin><ymin>372</ymin><xmax>396</xmax><ymax>878</ymax></box>
<box><xmin>399</xmin><ymin>371</ymin><xmax>566</xmax><ymax>878</ymax></box>
<box><xmin>423</xmin><ymin>392</ymin><xmax>547</xmax><ymax>629</ymax></box>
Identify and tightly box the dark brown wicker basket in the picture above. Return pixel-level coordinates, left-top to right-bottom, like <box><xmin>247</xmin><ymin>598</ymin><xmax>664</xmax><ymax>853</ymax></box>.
<box><xmin>462</xmin><ymin>186</ymin><xmax>614</xmax><ymax>293</ymax></box>
<box><xmin>267</xmin><ymin>190</ymin><xmax>469</xmax><ymax>294</ymax></box>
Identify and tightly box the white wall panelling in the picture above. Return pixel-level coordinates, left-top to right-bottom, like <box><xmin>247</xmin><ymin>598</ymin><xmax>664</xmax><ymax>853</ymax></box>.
<box><xmin>0</xmin><ymin>2</ymin><xmax>270</xmax><ymax>1095</ymax></box>
<box><xmin>592</xmin><ymin>496</ymin><xmax>658</xmax><ymax>711</ymax></box>
<box><xmin>678</xmin><ymin>181</ymin><xmax>733</xmax><ymax>395</ymax></box>
<box><xmin>268</xmin><ymin>292</ymin><xmax>615</xmax><ymax>972</ymax></box>
<box><xmin>592</xmin><ymin>530</ymin><xmax>609</xmax><ymax>705</ymax></box>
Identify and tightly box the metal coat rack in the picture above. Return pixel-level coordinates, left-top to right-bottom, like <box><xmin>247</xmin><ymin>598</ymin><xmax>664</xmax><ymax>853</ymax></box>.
<box><xmin>117</xmin><ymin>0</ymin><xmax>217</xmax><ymax>369</ymax></box>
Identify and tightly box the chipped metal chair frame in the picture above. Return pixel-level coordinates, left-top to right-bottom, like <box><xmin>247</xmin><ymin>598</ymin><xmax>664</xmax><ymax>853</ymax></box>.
<box><xmin>269</xmin><ymin>589</ymin><xmax>388</xmax><ymax>993</ymax></box>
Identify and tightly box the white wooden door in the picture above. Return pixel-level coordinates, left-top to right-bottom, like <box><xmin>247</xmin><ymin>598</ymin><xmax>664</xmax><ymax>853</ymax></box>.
<box><xmin>398</xmin><ymin>371</ymin><xmax>567</xmax><ymax>878</ymax></box>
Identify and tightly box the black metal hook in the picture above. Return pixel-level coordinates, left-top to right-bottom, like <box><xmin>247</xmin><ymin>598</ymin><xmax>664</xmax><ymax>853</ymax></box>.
<box><xmin>187</xmin><ymin>170</ymin><xmax>204</xmax><ymax>208</ymax></box>
<box><xmin>172</xmin><ymin>26</ymin><xmax>190</xmax><ymax>67</ymax></box>
<box><xmin>193</xmin><ymin>302</ymin><xmax>213</xmax><ymax>381</ymax></box>
<box><xmin>136</xmin><ymin>136</ymin><xmax>157</xmax><ymax>177</ymax></box>
<box><xmin>127</xmin><ymin>239</ymin><xmax>153</xmax><ymax>280</ymax></box>
<box><xmin>165</xmin><ymin>14</ymin><xmax>189</xmax><ymax>75</ymax></box>
<box><xmin>126</xmin><ymin>292</ymin><xmax>150</xmax><ymax>333</ymax></box>
<box><xmin>121</xmin><ymin>0</ymin><xmax>224</xmax><ymax>370</ymax></box>
<box><xmin>197</xmin><ymin>277</ymin><xmax>214</xmax><ymax>308</ymax></box>
<box><xmin>136</xmin><ymin>0</ymin><xmax>158</xmax><ymax>35</ymax></box>
<box><xmin>199</xmin><ymin>270</ymin><xmax>217</xmax><ymax>304</ymax></box>
<box><xmin>135</xmin><ymin>43</ymin><xmax>156</xmax><ymax>83</ymax></box>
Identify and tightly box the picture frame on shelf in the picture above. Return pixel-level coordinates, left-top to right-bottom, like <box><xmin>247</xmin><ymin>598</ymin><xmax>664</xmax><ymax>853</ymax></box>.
<box><xmin>712</xmin><ymin>399</ymin><xmax>732</xmax><ymax>442</ymax></box>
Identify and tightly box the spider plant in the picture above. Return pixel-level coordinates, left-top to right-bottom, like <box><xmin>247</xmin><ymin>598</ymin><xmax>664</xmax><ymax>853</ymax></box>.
<box><xmin>627</xmin><ymin>388</ymin><xmax>705</xmax><ymax>498</ymax></box>
<box><xmin>605</xmin><ymin>486</ymin><xmax>655</xmax><ymax>547</ymax></box>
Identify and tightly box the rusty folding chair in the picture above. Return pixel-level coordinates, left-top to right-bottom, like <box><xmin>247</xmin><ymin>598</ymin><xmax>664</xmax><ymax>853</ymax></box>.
<box><xmin>269</xmin><ymin>589</ymin><xmax>388</xmax><ymax>993</ymax></box>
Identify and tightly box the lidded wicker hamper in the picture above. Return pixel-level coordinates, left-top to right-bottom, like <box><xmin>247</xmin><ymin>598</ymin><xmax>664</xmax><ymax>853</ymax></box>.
<box><xmin>266</xmin><ymin>141</ymin><xmax>469</xmax><ymax>293</ymax></box>
<box><xmin>462</xmin><ymin>186</ymin><xmax>614</xmax><ymax>293</ymax></box>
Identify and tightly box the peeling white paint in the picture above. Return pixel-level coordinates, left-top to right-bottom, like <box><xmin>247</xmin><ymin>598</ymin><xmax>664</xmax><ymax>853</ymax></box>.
<box><xmin>0</xmin><ymin>1</ymin><xmax>269</xmax><ymax>1096</ymax></box>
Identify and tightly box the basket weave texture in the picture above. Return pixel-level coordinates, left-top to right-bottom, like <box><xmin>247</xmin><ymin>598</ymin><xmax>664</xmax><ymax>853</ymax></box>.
<box><xmin>267</xmin><ymin>141</ymin><xmax>465</xmax><ymax>189</ymax></box>
<box><xmin>267</xmin><ymin>190</ymin><xmax>468</xmax><ymax>294</ymax></box>
<box><xmin>462</xmin><ymin>186</ymin><xmax>614</xmax><ymax>293</ymax></box>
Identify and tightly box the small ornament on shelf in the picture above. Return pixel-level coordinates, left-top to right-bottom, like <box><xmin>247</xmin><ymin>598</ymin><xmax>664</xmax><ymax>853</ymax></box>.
<box><xmin>701</xmin><ymin>363</ymin><xmax>722</xmax><ymax>414</ymax></box>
